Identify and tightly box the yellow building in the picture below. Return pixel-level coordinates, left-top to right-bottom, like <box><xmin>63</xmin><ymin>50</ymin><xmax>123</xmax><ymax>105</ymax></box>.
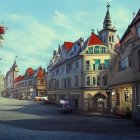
<box><xmin>47</xmin><ymin>3</ymin><xmax>119</xmax><ymax>112</ymax></box>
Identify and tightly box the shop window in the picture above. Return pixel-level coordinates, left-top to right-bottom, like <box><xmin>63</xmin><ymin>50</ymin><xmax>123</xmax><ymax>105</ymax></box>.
<box><xmin>124</xmin><ymin>88</ymin><xmax>131</xmax><ymax>102</ymax></box>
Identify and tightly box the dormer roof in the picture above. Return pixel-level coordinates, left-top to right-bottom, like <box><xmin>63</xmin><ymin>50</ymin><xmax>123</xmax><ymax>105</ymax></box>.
<box><xmin>87</xmin><ymin>32</ymin><xmax>104</xmax><ymax>46</ymax></box>
<box><xmin>64</xmin><ymin>42</ymin><xmax>74</xmax><ymax>52</ymax></box>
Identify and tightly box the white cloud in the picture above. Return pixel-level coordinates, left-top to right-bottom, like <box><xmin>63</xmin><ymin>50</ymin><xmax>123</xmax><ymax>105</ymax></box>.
<box><xmin>0</xmin><ymin>14</ymin><xmax>58</xmax><ymax>74</ymax></box>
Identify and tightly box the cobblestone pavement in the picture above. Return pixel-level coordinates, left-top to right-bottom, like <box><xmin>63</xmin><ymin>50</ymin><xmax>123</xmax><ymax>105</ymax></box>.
<box><xmin>0</xmin><ymin>96</ymin><xmax>140</xmax><ymax>140</ymax></box>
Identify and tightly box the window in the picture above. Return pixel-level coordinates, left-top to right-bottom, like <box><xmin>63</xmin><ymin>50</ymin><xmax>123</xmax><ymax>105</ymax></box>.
<box><xmin>94</xmin><ymin>46</ymin><xmax>99</xmax><ymax>54</ymax></box>
<box><xmin>74</xmin><ymin>61</ymin><xmax>79</xmax><ymax>70</ymax></box>
<box><xmin>40</xmin><ymin>79</ymin><xmax>44</xmax><ymax>84</ymax></box>
<box><xmin>109</xmin><ymin>36</ymin><xmax>111</xmax><ymax>42</ymax></box>
<box><xmin>102</xmin><ymin>75</ymin><xmax>107</xmax><ymax>86</ymax></box>
<box><xmin>137</xmin><ymin>26</ymin><xmax>140</xmax><ymax>38</ymax></box>
<box><xmin>138</xmin><ymin>50</ymin><xmax>140</xmax><ymax>70</ymax></box>
<box><xmin>56</xmin><ymin>69</ymin><xmax>59</xmax><ymax>75</ymax></box>
<box><xmin>112</xmin><ymin>35</ymin><xmax>114</xmax><ymax>42</ymax></box>
<box><xmin>86</xmin><ymin>61</ymin><xmax>90</xmax><ymax>71</ymax></box>
<box><xmin>64</xmin><ymin>78</ymin><xmax>66</xmax><ymax>88</ymax></box>
<box><xmin>88</xmin><ymin>47</ymin><xmax>93</xmax><ymax>54</ymax></box>
<box><xmin>101</xmin><ymin>47</ymin><xmax>106</xmax><ymax>53</ymax></box>
<box><xmin>56</xmin><ymin>80</ymin><xmax>59</xmax><ymax>89</ymax></box>
<box><xmin>66</xmin><ymin>63</ymin><xmax>72</xmax><ymax>73</ymax></box>
<box><xmin>97</xmin><ymin>75</ymin><xmax>100</xmax><ymax>86</ymax></box>
<box><xmin>124</xmin><ymin>88</ymin><xmax>129</xmax><ymax>102</ymax></box>
<box><xmin>74</xmin><ymin>76</ymin><xmax>79</xmax><ymax>87</ymax></box>
<box><xmin>93</xmin><ymin>59</ymin><xmax>100</xmax><ymax>70</ymax></box>
<box><xmin>87</xmin><ymin>76</ymin><xmax>90</xmax><ymax>86</ymax></box>
<box><xmin>119</xmin><ymin>57</ymin><xmax>129</xmax><ymax>71</ymax></box>
<box><xmin>67</xmin><ymin>77</ymin><xmax>71</xmax><ymax>87</ymax></box>
<box><xmin>104</xmin><ymin>59</ymin><xmax>109</xmax><ymax>70</ymax></box>
<box><xmin>93</xmin><ymin>77</ymin><xmax>96</xmax><ymax>86</ymax></box>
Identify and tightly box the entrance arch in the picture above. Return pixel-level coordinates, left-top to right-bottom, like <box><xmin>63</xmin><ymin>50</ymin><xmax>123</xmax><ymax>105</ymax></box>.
<box><xmin>93</xmin><ymin>93</ymin><xmax>107</xmax><ymax>112</ymax></box>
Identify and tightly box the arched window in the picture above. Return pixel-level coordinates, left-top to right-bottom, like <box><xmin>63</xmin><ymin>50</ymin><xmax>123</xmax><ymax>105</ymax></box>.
<box><xmin>112</xmin><ymin>35</ymin><xmax>114</xmax><ymax>42</ymax></box>
<box><xmin>109</xmin><ymin>36</ymin><xmax>112</xmax><ymax>42</ymax></box>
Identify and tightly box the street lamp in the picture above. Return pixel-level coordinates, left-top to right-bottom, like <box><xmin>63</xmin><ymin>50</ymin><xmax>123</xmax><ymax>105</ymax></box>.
<box><xmin>106</xmin><ymin>87</ymin><xmax>113</xmax><ymax>113</ymax></box>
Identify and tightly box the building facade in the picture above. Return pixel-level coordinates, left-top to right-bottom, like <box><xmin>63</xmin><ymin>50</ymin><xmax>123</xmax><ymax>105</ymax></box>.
<box><xmin>14</xmin><ymin>67</ymin><xmax>46</xmax><ymax>100</ymax></box>
<box><xmin>4</xmin><ymin>60</ymin><xmax>19</xmax><ymax>97</ymax></box>
<box><xmin>109</xmin><ymin>9</ymin><xmax>140</xmax><ymax>115</ymax></box>
<box><xmin>47</xmin><ymin>4</ymin><xmax>118</xmax><ymax>111</ymax></box>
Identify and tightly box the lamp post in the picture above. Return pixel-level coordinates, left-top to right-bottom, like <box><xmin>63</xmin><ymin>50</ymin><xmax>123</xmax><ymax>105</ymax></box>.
<box><xmin>106</xmin><ymin>87</ymin><xmax>112</xmax><ymax>113</ymax></box>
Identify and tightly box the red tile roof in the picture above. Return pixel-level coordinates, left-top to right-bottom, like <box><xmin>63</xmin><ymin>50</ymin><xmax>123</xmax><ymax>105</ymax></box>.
<box><xmin>26</xmin><ymin>68</ymin><xmax>34</xmax><ymax>74</ymax></box>
<box><xmin>87</xmin><ymin>32</ymin><xmax>104</xmax><ymax>46</ymax></box>
<box><xmin>64</xmin><ymin>42</ymin><xmax>74</xmax><ymax>52</ymax></box>
<box><xmin>37</xmin><ymin>67</ymin><xmax>44</xmax><ymax>78</ymax></box>
<box><xmin>15</xmin><ymin>75</ymin><xmax>24</xmax><ymax>82</ymax></box>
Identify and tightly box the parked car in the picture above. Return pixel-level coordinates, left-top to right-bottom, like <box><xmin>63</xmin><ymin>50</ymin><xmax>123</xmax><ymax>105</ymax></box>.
<box><xmin>59</xmin><ymin>100</ymin><xmax>73</xmax><ymax>113</ymax></box>
<box><xmin>41</xmin><ymin>96</ymin><xmax>50</xmax><ymax>104</ymax></box>
<box><xmin>34</xmin><ymin>96</ymin><xmax>42</xmax><ymax>101</ymax></box>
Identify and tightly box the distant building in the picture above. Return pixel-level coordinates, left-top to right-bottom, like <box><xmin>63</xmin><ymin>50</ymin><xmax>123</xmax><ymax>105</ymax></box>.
<box><xmin>4</xmin><ymin>60</ymin><xmax>19</xmax><ymax>97</ymax></box>
<box><xmin>14</xmin><ymin>67</ymin><xmax>46</xmax><ymax>100</ymax></box>
<box><xmin>47</xmin><ymin>4</ymin><xmax>118</xmax><ymax>111</ymax></box>
<box><xmin>0</xmin><ymin>71</ymin><xmax>5</xmax><ymax>96</ymax></box>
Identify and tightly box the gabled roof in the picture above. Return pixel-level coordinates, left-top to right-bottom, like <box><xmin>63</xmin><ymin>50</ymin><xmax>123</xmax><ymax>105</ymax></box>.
<box><xmin>64</xmin><ymin>42</ymin><xmax>74</xmax><ymax>52</ymax></box>
<box><xmin>87</xmin><ymin>32</ymin><xmax>104</xmax><ymax>46</ymax></box>
<box><xmin>121</xmin><ymin>9</ymin><xmax>140</xmax><ymax>42</ymax></box>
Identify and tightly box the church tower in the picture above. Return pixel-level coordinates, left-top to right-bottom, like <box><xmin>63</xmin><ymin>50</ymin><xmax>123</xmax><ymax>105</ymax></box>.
<box><xmin>98</xmin><ymin>2</ymin><xmax>117</xmax><ymax>50</ymax></box>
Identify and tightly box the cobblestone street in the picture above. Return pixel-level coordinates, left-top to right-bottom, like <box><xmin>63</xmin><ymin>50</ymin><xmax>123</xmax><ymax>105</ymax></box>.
<box><xmin>0</xmin><ymin>97</ymin><xmax>140</xmax><ymax>140</ymax></box>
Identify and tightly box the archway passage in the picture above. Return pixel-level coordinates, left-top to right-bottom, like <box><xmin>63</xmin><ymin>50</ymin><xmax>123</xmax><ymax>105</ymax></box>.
<box><xmin>93</xmin><ymin>93</ymin><xmax>107</xmax><ymax>112</ymax></box>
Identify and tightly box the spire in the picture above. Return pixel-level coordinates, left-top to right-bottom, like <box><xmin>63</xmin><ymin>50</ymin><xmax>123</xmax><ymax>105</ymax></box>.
<box><xmin>12</xmin><ymin>55</ymin><xmax>18</xmax><ymax>69</ymax></box>
<box><xmin>103</xmin><ymin>2</ymin><xmax>112</xmax><ymax>29</ymax></box>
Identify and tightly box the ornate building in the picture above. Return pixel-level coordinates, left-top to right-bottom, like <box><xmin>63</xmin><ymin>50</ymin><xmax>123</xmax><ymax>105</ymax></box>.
<box><xmin>47</xmin><ymin>4</ymin><xmax>118</xmax><ymax>111</ymax></box>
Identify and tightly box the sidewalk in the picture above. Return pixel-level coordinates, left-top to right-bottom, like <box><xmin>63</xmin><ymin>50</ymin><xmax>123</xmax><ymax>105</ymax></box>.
<box><xmin>73</xmin><ymin>110</ymin><xmax>122</xmax><ymax>119</ymax></box>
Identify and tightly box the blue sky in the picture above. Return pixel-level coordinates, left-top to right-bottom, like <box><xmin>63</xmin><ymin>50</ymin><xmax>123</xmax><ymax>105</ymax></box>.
<box><xmin>0</xmin><ymin>0</ymin><xmax>139</xmax><ymax>75</ymax></box>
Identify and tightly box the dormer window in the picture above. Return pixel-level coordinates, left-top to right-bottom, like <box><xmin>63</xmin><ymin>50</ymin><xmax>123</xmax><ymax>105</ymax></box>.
<box><xmin>88</xmin><ymin>47</ymin><xmax>93</xmax><ymax>54</ymax></box>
